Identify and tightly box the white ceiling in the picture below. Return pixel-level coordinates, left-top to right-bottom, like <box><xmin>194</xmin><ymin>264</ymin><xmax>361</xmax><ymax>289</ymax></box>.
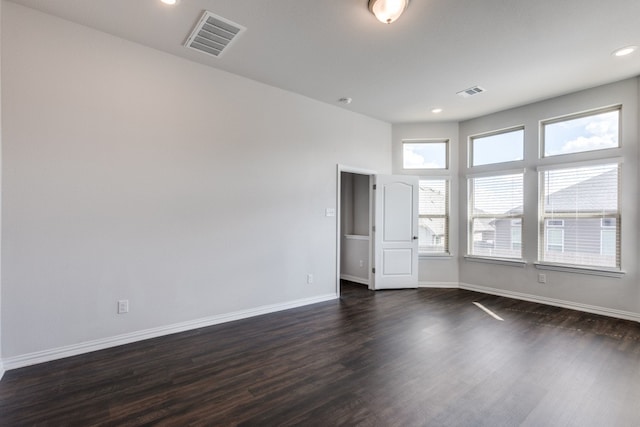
<box><xmin>8</xmin><ymin>0</ymin><xmax>640</xmax><ymax>123</ymax></box>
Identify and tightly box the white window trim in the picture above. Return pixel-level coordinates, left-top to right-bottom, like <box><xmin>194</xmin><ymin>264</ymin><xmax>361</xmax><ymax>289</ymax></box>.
<box><xmin>538</xmin><ymin>160</ymin><xmax>622</xmax><ymax>270</ymax></box>
<box><xmin>540</xmin><ymin>105</ymin><xmax>622</xmax><ymax>159</ymax></box>
<box><xmin>418</xmin><ymin>178</ymin><xmax>451</xmax><ymax>256</ymax></box>
<box><xmin>469</xmin><ymin>125</ymin><xmax>525</xmax><ymax>168</ymax></box>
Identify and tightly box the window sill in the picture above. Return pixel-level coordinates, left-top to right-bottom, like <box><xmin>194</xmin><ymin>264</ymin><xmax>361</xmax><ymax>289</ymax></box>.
<box><xmin>534</xmin><ymin>262</ymin><xmax>625</xmax><ymax>278</ymax></box>
<box><xmin>464</xmin><ymin>255</ymin><xmax>526</xmax><ymax>268</ymax></box>
<box><xmin>419</xmin><ymin>253</ymin><xmax>453</xmax><ymax>260</ymax></box>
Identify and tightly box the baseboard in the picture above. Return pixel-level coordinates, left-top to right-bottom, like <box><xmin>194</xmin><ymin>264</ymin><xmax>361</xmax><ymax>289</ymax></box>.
<box><xmin>459</xmin><ymin>282</ymin><xmax>640</xmax><ymax>323</ymax></box>
<box><xmin>0</xmin><ymin>361</ymin><xmax>5</xmax><ymax>381</ymax></box>
<box><xmin>340</xmin><ymin>274</ymin><xmax>369</xmax><ymax>286</ymax></box>
<box><xmin>418</xmin><ymin>281</ymin><xmax>460</xmax><ymax>288</ymax></box>
<box><xmin>2</xmin><ymin>293</ymin><xmax>338</xmax><ymax>371</ymax></box>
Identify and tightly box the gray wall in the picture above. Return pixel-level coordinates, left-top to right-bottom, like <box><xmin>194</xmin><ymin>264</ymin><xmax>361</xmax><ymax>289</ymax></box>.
<box><xmin>458</xmin><ymin>78</ymin><xmax>639</xmax><ymax>315</ymax></box>
<box><xmin>1</xmin><ymin>3</ymin><xmax>391</xmax><ymax>359</ymax></box>
<box><xmin>392</xmin><ymin>122</ymin><xmax>460</xmax><ymax>286</ymax></box>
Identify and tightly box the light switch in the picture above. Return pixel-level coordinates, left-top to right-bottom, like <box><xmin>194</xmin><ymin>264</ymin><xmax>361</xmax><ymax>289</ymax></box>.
<box><xmin>325</xmin><ymin>208</ymin><xmax>336</xmax><ymax>217</ymax></box>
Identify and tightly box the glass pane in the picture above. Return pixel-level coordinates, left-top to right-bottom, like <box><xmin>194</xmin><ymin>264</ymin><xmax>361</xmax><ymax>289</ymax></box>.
<box><xmin>403</xmin><ymin>142</ymin><xmax>447</xmax><ymax>169</ymax></box>
<box><xmin>419</xmin><ymin>180</ymin><xmax>447</xmax><ymax>215</ymax></box>
<box><xmin>543</xmin><ymin>164</ymin><xmax>618</xmax><ymax>215</ymax></box>
<box><xmin>419</xmin><ymin>217</ymin><xmax>447</xmax><ymax>253</ymax></box>
<box><xmin>471</xmin><ymin>217</ymin><xmax>521</xmax><ymax>259</ymax></box>
<box><xmin>471</xmin><ymin>128</ymin><xmax>524</xmax><ymax>166</ymax></box>
<box><xmin>544</xmin><ymin>109</ymin><xmax>619</xmax><ymax>157</ymax></box>
<box><xmin>471</xmin><ymin>174</ymin><xmax>523</xmax><ymax>216</ymax></box>
<box><xmin>543</xmin><ymin>218</ymin><xmax>616</xmax><ymax>267</ymax></box>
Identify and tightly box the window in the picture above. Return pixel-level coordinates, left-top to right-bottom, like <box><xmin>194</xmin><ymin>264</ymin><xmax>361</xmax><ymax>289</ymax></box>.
<box><xmin>418</xmin><ymin>180</ymin><xmax>449</xmax><ymax>254</ymax></box>
<box><xmin>468</xmin><ymin>172</ymin><xmax>523</xmax><ymax>259</ymax></box>
<box><xmin>470</xmin><ymin>127</ymin><xmax>524</xmax><ymax>167</ymax></box>
<box><xmin>539</xmin><ymin>162</ymin><xmax>620</xmax><ymax>269</ymax></box>
<box><xmin>403</xmin><ymin>140</ymin><xmax>448</xmax><ymax>169</ymax></box>
<box><xmin>542</xmin><ymin>107</ymin><xmax>620</xmax><ymax>157</ymax></box>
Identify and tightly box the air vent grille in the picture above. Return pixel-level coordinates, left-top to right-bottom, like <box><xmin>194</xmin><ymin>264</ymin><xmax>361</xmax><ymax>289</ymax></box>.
<box><xmin>457</xmin><ymin>86</ymin><xmax>487</xmax><ymax>98</ymax></box>
<box><xmin>185</xmin><ymin>11</ymin><xmax>245</xmax><ymax>58</ymax></box>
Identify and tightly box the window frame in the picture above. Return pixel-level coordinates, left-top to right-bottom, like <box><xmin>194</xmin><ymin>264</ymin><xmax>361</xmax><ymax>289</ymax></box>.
<box><xmin>540</xmin><ymin>105</ymin><xmax>621</xmax><ymax>159</ymax></box>
<box><xmin>418</xmin><ymin>178</ymin><xmax>450</xmax><ymax>256</ymax></box>
<box><xmin>469</xmin><ymin>126</ymin><xmax>525</xmax><ymax>168</ymax></box>
<box><xmin>467</xmin><ymin>169</ymin><xmax>525</xmax><ymax>261</ymax></box>
<box><xmin>402</xmin><ymin>139</ymin><xmax>449</xmax><ymax>170</ymax></box>
<box><xmin>537</xmin><ymin>159</ymin><xmax>622</xmax><ymax>270</ymax></box>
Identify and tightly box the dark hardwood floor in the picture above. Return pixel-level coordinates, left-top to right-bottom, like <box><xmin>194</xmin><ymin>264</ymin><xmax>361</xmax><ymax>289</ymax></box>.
<box><xmin>1</xmin><ymin>281</ymin><xmax>639</xmax><ymax>426</ymax></box>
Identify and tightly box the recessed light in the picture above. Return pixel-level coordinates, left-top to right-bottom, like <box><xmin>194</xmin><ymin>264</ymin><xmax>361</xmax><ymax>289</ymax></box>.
<box><xmin>431</xmin><ymin>108</ymin><xmax>443</xmax><ymax>114</ymax></box>
<box><xmin>612</xmin><ymin>46</ymin><xmax>637</xmax><ymax>57</ymax></box>
<box><xmin>161</xmin><ymin>0</ymin><xmax>178</xmax><ymax>5</ymax></box>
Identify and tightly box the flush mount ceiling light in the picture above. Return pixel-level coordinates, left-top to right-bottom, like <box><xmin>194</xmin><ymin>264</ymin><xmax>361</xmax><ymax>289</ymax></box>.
<box><xmin>369</xmin><ymin>0</ymin><xmax>409</xmax><ymax>24</ymax></box>
<box><xmin>431</xmin><ymin>108</ymin><xmax>443</xmax><ymax>114</ymax></box>
<box><xmin>612</xmin><ymin>46</ymin><xmax>637</xmax><ymax>57</ymax></box>
<box><xmin>161</xmin><ymin>0</ymin><xmax>178</xmax><ymax>5</ymax></box>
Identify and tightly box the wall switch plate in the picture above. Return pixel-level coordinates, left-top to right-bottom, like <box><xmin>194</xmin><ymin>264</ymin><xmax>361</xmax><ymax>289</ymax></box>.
<box><xmin>538</xmin><ymin>273</ymin><xmax>547</xmax><ymax>284</ymax></box>
<box><xmin>118</xmin><ymin>299</ymin><xmax>129</xmax><ymax>314</ymax></box>
<box><xmin>325</xmin><ymin>208</ymin><xmax>336</xmax><ymax>217</ymax></box>
<box><xmin>307</xmin><ymin>274</ymin><xmax>313</xmax><ymax>284</ymax></box>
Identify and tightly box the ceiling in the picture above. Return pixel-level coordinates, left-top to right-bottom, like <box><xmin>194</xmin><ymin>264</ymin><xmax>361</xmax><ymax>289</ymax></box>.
<box><xmin>8</xmin><ymin>0</ymin><xmax>640</xmax><ymax>123</ymax></box>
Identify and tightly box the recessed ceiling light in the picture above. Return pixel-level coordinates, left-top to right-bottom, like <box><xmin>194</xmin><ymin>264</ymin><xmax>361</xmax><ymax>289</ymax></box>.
<box><xmin>431</xmin><ymin>108</ymin><xmax>443</xmax><ymax>114</ymax></box>
<box><xmin>161</xmin><ymin>0</ymin><xmax>178</xmax><ymax>5</ymax></box>
<box><xmin>612</xmin><ymin>46</ymin><xmax>637</xmax><ymax>57</ymax></box>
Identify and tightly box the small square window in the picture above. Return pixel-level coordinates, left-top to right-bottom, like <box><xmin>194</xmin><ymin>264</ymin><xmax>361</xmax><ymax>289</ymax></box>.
<box><xmin>403</xmin><ymin>140</ymin><xmax>448</xmax><ymax>169</ymax></box>
<box><xmin>470</xmin><ymin>127</ymin><xmax>524</xmax><ymax>167</ymax></box>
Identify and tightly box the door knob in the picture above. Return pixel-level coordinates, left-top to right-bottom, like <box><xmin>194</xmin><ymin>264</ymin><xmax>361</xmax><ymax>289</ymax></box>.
<box><xmin>412</xmin><ymin>236</ymin><xmax>418</xmax><ymax>240</ymax></box>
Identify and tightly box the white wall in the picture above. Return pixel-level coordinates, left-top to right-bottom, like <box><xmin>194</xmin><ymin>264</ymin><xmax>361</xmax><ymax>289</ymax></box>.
<box><xmin>458</xmin><ymin>78</ymin><xmax>640</xmax><ymax>317</ymax></box>
<box><xmin>392</xmin><ymin>122</ymin><xmax>460</xmax><ymax>286</ymax></box>
<box><xmin>0</xmin><ymin>0</ymin><xmax>4</xmax><ymax>378</ymax></box>
<box><xmin>1</xmin><ymin>3</ymin><xmax>391</xmax><ymax>361</ymax></box>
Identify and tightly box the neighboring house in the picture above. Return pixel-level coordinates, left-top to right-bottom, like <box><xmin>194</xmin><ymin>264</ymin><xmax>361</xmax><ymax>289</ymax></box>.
<box><xmin>489</xmin><ymin>170</ymin><xmax>617</xmax><ymax>264</ymax></box>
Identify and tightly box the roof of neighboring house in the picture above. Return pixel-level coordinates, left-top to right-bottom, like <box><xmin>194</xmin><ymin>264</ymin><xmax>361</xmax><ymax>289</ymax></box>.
<box><xmin>545</xmin><ymin>169</ymin><xmax>617</xmax><ymax>212</ymax></box>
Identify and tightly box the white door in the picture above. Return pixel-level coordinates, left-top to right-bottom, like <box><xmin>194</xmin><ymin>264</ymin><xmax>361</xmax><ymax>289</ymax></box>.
<box><xmin>373</xmin><ymin>175</ymin><xmax>419</xmax><ymax>289</ymax></box>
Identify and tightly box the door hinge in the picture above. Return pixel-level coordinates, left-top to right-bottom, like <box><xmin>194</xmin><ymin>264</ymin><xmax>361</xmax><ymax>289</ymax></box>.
<box><xmin>372</xmin><ymin>226</ymin><xmax>376</xmax><ymax>232</ymax></box>
<box><xmin>372</xmin><ymin>268</ymin><xmax>376</xmax><ymax>274</ymax></box>
<box><xmin>373</xmin><ymin>184</ymin><xmax>377</xmax><ymax>190</ymax></box>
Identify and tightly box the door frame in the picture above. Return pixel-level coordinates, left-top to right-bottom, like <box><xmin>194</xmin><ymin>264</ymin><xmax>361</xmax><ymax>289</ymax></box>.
<box><xmin>336</xmin><ymin>164</ymin><xmax>377</xmax><ymax>296</ymax></box>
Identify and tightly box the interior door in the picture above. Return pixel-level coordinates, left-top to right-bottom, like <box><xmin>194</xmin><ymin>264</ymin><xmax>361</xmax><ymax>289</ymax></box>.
<box><xmin>373</xmin><ymin>175</ymin><xmax>419</xmax><ymax>289</ymax></box>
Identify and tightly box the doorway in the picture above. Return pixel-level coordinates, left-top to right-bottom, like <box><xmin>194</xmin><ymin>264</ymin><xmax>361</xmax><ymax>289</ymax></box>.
<box><xmin>336</xmin><ymin>166</ymin><xmax>375</xmax><ymax>296</ymax></box>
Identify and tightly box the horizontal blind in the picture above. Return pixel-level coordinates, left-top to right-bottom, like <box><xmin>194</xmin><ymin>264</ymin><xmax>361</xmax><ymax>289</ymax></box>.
<box><xmin>539</xmin><ymin>163</ymin><xmax>620</xmax><ymax>268</ymax></box>
<box><xmin>418</xmin><ymin>180</ymin><xmax>448</xmax><ymax>254</ymax></box>
<box><xmin>469</xmin><ymin>173</ymin><xmax>523</xmax><ymax>259</ymax></box>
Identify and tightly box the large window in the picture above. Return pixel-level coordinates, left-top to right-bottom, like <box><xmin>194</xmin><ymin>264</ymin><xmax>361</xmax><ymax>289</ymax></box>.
<box><xmin>470</xmin><ymin>127</ymin><xmax>524</xmax><ymax>167</ymax></box>
<box><xmin>542</xmin><ymin>107</ymin><xmax>620</xmax><ymax>157</ymax></box>
<box><xmin>539</xmin><ymin>162</ymin><xmax>620</xmax><ymax>269</ymax></box>
<box><xmin>403</xmin><ymin>140</ymin><xmax>448</xmax><ymax>169</ymax></box>
<box><xmin>418</xmin><ymin>180</ymin><xmax>449</xmax><ymax>254</ymax></box>
<box><xmin>468</xmin><ymin>172</ymin><xmax>523</xmax><ymax>259</ymax></box>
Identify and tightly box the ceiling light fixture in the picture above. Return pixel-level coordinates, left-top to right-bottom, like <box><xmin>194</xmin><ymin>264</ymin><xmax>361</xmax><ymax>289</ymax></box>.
<box><xmin>368</xmin><ymin>0</ymin><xmax>409</xmax><ymax>24</ymax></box>
<box><xmin>161</xmin><ymin>0</ymin><xmax>178</xmax><ymax>5</ymax></box>
<box><xmin>431</xmin><ymin>108</ymin><xmax>443</xmax><ymax>114</ymax></box>
<box><xmin>612</xmin><ymin>46</ymin><xmax>637</xmax><ymax>57</ymax></box>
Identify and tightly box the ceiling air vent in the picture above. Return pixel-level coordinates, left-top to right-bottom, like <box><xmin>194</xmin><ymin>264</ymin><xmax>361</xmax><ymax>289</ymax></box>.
<box><xmin>457</xmin><ymin>86</ymin><xmax>487</xmax><ymax>98</ymax></box>
<box><xmin>184</xmin><ymin>11</ymin><xmax>245</xmax><ymax>58</ymax></box>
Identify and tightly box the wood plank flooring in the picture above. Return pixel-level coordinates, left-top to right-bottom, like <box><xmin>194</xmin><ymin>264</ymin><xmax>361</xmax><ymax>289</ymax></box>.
<box><xmin>1</xmin><ymin>282</ymin><xmax>639</xmax><ymax>426</ymax></box>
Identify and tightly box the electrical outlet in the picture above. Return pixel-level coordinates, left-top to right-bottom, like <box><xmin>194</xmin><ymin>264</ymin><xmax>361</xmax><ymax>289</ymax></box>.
<box><xmin>117</xmin><ymin>299</ymin><xmax>129</xmax><ymax>314</ymax></box>
<box><xmin>307</xmin><ymin>274</ymin><xmax>313</xmax><ymax>284</ymax></box>
<box><xmin>538</xmin><ymin>273</ymin><xmax>547</xmax><ymax>284</ymax></box>
<box><xmin>359</xmin><ymin>260</ymin><xmax>364</xmax><ymax>267</ymax></box>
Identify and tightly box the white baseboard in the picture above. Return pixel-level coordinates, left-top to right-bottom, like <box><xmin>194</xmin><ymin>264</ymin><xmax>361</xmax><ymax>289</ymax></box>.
<box><xmin>418</xmin><ymin>281</ymin><xmax>459</xmax><ymax>288</ymax></box>
<box><xmin>340</xmin><ymin>274</ymin><xmax>369</xmax><ymax>286</ymax></box>
<box><xmin>2</xmin><ymin>293</ymin><xmax>338</xmax><ymax>371</ymax></box>
<box><xmin>0</xmin><ymin>361</ymin><xmax>5</xmax><ymax>381</ymax></box>
<box><xmin>459</xmin><ymin>282</ymin><xmax>640</xmax><ymax>323</ymax></box>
